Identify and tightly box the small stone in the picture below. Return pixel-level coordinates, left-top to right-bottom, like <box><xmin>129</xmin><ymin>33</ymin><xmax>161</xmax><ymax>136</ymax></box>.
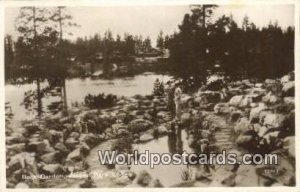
<box><xmin>229</xmin><ymin>95</ymin><xmax>244</xmax><ymax>107</ymax></box>
<box><xmin>42</xmin><ymin>164</ymin><xmax>67</xmax><ymax>175</ymax></box>
<box><xmin>40</xmin><ymin>152</ymin><xmax>59</xmax><ymax>164</ymax></box>
<box><xmin>15</xmin><ymin>182</ymin><xmax>29</xmax><ymax>188</ymax></box>
<box><xmin>263</xmin><ymin>113</ymin><xmax>286</xmax><ymax>129</ymax></box>
<box><xmin>65</xmin><ymin>137</ymin><xmax>79</xmax><ymax>149</ymax></box>
<box><xmin>139</xmin><ymin>133</ymin><xmax>154</xmax><ymax>142</ymax></box>
<box><xmin>24</xmin><ymin>123</ymin><xmax>40</xmax><ymax>134</ymax></box>
<box><xmin>66</xmin><ymin>148</ymin><xmax>81</xmax><ymax>162</ymax></box>
<box><xmin>234</xmin><ymin>117</ymin><xmax>250</xmax><ymax>134</ymax></box>
<box><xmin>282</xmin><ymin>81</ymin><xmax>294</xmax><ymax>96</ymax></box>
<box><xmin>136</xmin><ymin>170</ymin><xmax>152</xmax><ymax>187</ymax></box>
<box><xmin>69</xmin><ymin>132</ymin><xmax>80</xmax><ymax>139</ymax></box>
<box><xmin>236</xmin><ymin>135</ymin><xmax>253</xmax><ymax>147</ymax></box>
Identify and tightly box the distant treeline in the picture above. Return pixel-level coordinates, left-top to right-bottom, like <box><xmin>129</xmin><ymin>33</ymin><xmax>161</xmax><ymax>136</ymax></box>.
<box><xmin>4</xmin><ymin>31</ymin><xmax>156</xmax><ymax>80</ymax></box>
<box><xmin>5</xmin><ymin>5</ymin><xmax>294</xmax><ymax>82</ymax></box>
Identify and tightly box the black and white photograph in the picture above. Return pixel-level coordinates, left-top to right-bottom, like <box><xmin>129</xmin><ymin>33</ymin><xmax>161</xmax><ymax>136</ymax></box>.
<box><xmin>4</xmin><ymin>1</ymin><xmax>296</xmax><ymax>189</ymax></box>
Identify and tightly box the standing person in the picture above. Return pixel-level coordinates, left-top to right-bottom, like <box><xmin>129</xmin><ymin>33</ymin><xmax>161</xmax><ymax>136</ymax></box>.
<box><xmin>174</xmin><ymin>82</ymin><xmax>183</xmax><ymax>121</ymax></box>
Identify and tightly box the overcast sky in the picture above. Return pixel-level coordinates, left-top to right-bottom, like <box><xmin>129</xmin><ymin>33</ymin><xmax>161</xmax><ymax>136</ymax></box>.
<box><xmin>5</xmin><ymin>4</ymin><xmax>294</xmax><ymax>44</ymax></box>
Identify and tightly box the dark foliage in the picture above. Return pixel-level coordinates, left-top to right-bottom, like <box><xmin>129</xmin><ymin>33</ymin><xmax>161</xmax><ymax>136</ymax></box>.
<box><xmin>165</xmin><ymin>5</ymin><xmax>294</xmax><ymax>82</ymax></box>
<box><xmin>84</xmin><ymin>93</ymin><xmax>117</xmax><ymax>109</ymax></box>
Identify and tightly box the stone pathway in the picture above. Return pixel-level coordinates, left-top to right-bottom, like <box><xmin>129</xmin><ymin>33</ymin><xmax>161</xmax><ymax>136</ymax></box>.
<box><xmin>206</xmin><ymin>114</ymin><xmax>235</xmax><ymax>151</ymax></box>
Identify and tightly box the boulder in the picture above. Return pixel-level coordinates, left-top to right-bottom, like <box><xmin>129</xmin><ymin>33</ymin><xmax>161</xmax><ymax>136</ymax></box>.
<box><xmin>27</xmin><ymin>140</ymin><xmax>54</xmax><ymax>154</ymax></box>
<box><xmin>221</xmin><ymin>173</ymin><xmax>237</xmax><ymax>186</ymax></box>
<box><xmin>258</xmin><ymin>110</ymin><xmax>273</xmax><ymax>124</ymax></box>
<box><xmin>235</xmin><ymin>165</ymin><xmax>259</xmax><ymax>186</ymax></box>
<box><xmin>15</xmin><ymin>182</ymin><xmax>29</xmax><ymax>188</ymax></box>
<box><xmin>265</xmin><ymin>79</ymin><xmax>276</xmax><ymax>84</ymax></box>
<box><xmin>250</xmin><ymin>87</ymin><xmax>267</xmax><ymax>97</ymax></box>
<box><xmin>157</xmin><ymin>111</ymin><xmax>171</xmax><ymax>122</ymax></box>
<box><xmin>6</xmin><ymin>133</ymin><xmax>27</xmax><ymax>145</ymax></box>
<box><xmin>114</xmin><ymin>171</ymin><xmax>133</xmax><ymax>185</ymax></box>
<box><xmin>47</xmin><ymin>130</ymin><xmax>64</xmax><ymax>143</ymax></box>
<box><xmin>230</xmin><ymin>110</ymin><xmax>243</xmax><ymax>122</ymax></box>
<box><xmin>148</xmin><ymin>179</ymin><xmax>163</xmax><ymax>187</ymax></box>
<box><xmin>40</xmin><ymin>151</ymin><xmax>59</xmax><ymax>164</ymax></box>
<box><xmin>266</xmin><ymin>81</ymin><xmax>283</xmax><ymax>94</ymax></box>
<box><xmin>79</xmin><ymin>142</ymin><xmax>90</xmax><ymax>156</ymax></box>
<box><xmin>240</xmin><ymin>95</ymin><xmax>252</xmax><ymax>107</ymax></box>
<box><xmin>69</xmin><ymin>132</ymin><xmax>80</xmax><ymax>139</ymax></box>
<box><xmin>139</xmin><ymin>132</ymin><xmax>154</xmax><ymax>142</ymax></box>
<box><xmin>7</xmin><ymin>143</ymin><xmax>26</xmax><ymax>154</ymax></box>
<box><xmin>116</xmin><ymin>112</ymin><xmax>128</xmax><ymax>122</ymax></box>
<box><xmin>79</xmin><ymin>133</ymin><xmax>100</xmax><ymax>148</ymax></box>
<box><xmin>227</xmin><ymin>87</ymin><xmax>243</xmax><ymax>98</ymax></box>
<box><xmin>257</xmin><ymin>126</ymin><xmax>268</xmax><ymax>137</ymax></box>
<box><xmin>283</xmin><ymin>97</ymin><xmax>294</xmax><ymax>105</ymax></box>
<box><xmin>54</xmin><ymin>142</ymin><xmax>69</xmax><ymax>153</ymax></box>
<box><xmin>234</xmin><ymin>117</ymin><xmax>250</xmax><ymax>134</ymax></box>
<box><xmin>155</xmin><ymin>106</ymin><xmax>168</xmax><ymax>111</ymax></box>
<box><xmin>200</xmin><ymin>129</ymin><xmax>211</xmax><ymax>139</ymax></box>
<box><xmin>197</xmin><ymin>91</ymin><xmax>223</xmax><ymax>104</ymax></box>
<box><xmin>282</xmin><ymin>81</ymin><xmax>295</xmax><ymax>96</ymax></box>
<box><xmin>181</xmin><ymin>95</ymin><xmax>193</xmax><ymax>105</ymax></box>
<box><xmin>23</xmin><ymin>123</ymin><xmax>40</xmax><ymax>134</ymax></box>
<box><xmin>63</xmin><ymin>123</ymin><xmax>73</xmax><ymax>132</ymax></box>
<box><xmin>123</xmin><ymin>104</ymin><xmax>138</xmax><ymax>111</ymax></box>
<box><xmin>214</xmin><ymin>103</ymin><xmax>231</xmax><ymax>114</ymax></box>
<box><xmin>157</xmin><ymin>125</ymin><xmax>168</xmax><ymax>135</ymax></box>
<box><xmin>281</xmin><ymin>74</ymin><xmax>292</xmax><ymax>84</ymax></box>
<box><xmin>263</xmin><ymin>113</ymin><xmax>286</xmax><ymax>129</ymax></box>
<box><xmin>136</xmin><ymin>170</ymin><xmax>152</xmax><ymax>187</ymax></box>
<box><xmin>255</xmin><ymin>83</ymin><xmax>264</xmax><ymax>88</ymax></box>
<box><xmin>236</xmin><ymin>135</ymin><xmax>253</xmax><ymax>148</ymax></box>
<box><xmin>60</xmin><ymin>116</ymin><xmax>73</xmax><ymax>124</ymax></box>
<box><xmin>65</xmin><ymin>137</ymin><xmax>79</xmax><ymax>149</ymax></box>
<box><xmin>66</xmin><ymin>148</ymin><xmax>81</xmax><ymax>162</ymax></box>
<box><xmin>262</xmin><ymin>131</ymin><xmax>280</xmax><ymax>144</ymax></box>
<box><xmin>116</xmin><ymin>128</ymin><xmax>129</xmax><ymax>136</ymax></box>
<box><xmin>249</xmin><ymin>103</ymin><xmax>266</xmax><ymax>123</ymax></box>
<box><xmin>273</xmin><ymin>153</ymin><xmax>295</xmax><ymax>186</ymax></box>
<box><xmin>129</xmin><ymin>119</ymin><xmax>153</xmax><ymax>133</ymax></box>
<box><xmin>283</xmin><ymin>136</ymin><xmax>295</xmax><ymax>158</ymax></box>
<box><xmin>229</xmin><ymin>95</ymin><xmax>244</xmax><ymax>107</ymax></box>
<box><xmin>262</xmin><ymin>92</ymin><xmax>281</xmax><ymax>104</ymax></box>
<box><xmin>8</xmin><ymin>152</ymin><xmax>37</xmax><ymax>173</ymax></box>
<box><xmin>42</xmin><ymin>164</ymin><xmax>67</xmax><ymax>175</ymax></box>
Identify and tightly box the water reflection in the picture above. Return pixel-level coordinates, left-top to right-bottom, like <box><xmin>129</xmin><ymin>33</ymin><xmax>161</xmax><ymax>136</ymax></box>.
<box><xmin>132</xmin><ymin>128</ymin><xmax>195</xmax><ymax>187</ymax></box>
<box><xmin>168</xmin><ymin>122</ymin><xmax>183</xmax><ymax>154</ymax></box>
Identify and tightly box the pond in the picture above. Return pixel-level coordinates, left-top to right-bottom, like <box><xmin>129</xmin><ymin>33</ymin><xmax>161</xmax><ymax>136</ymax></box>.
<box><xmin>5</xmin><ymin>72</ymin><xmax>172</xmax><ymax>126</ymax></box>
<box><xmin>87</xmin><ymin>129</ymin><xmax>198</xmax><ymax>187</ymax></box>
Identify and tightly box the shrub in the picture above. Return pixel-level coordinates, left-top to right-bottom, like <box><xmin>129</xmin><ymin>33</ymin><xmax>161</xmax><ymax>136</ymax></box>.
<box><xmin>84</xmin><ymin>93</ymin><xmax>117</xmax><ymax>109</ymax></box>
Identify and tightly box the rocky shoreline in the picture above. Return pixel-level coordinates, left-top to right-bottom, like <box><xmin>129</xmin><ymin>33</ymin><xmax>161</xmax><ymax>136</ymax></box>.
<box><xmin>6</xmin><ymin>72</ymin><xmax>295</xmax><ymax>188</ymax></box>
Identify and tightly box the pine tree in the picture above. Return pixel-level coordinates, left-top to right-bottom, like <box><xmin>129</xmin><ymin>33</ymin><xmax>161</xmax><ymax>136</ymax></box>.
<box><xmin>156</xmin><ymin>30</ymin><xmax>164</xmax><ymax>52</ymax></box>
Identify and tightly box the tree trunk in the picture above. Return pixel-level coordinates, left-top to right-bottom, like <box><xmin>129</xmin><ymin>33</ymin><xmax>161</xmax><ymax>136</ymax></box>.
<box><xmin>33</xmin><ymin>7</ymin><xmax>43</xmax><ymax>117</ymax></box>
<box><xmin>62</xmin><ymin>79</ymin><xmax>68</xmax><ymax>115</ymax></box>
<box><xmin>37</xmin><ymin>78</ymin><xmax>42</xmax><ymax>117</ymax></box>
<box><xmin>58</xmin><ymin>7</ymin><xmax>68</xmax><ymax>115</ymax></box>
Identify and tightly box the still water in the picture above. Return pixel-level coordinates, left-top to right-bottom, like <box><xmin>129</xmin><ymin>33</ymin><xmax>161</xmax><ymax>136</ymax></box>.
<box><xmin>5</xmin><ymin>73</ymin><xmax>172</xmax><ymax>124</ymax></box>
<box><xmin>87</xmin><ymin>129</ymin><xmax>196</xmax><ymax>187</ymax></box>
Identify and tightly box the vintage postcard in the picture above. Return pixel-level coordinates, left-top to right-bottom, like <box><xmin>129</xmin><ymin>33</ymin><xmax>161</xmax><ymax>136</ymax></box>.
<box><xmin>2</xmin><ymin>0</ymin><xmax>298</xmax><ymax>190</ymax></box>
